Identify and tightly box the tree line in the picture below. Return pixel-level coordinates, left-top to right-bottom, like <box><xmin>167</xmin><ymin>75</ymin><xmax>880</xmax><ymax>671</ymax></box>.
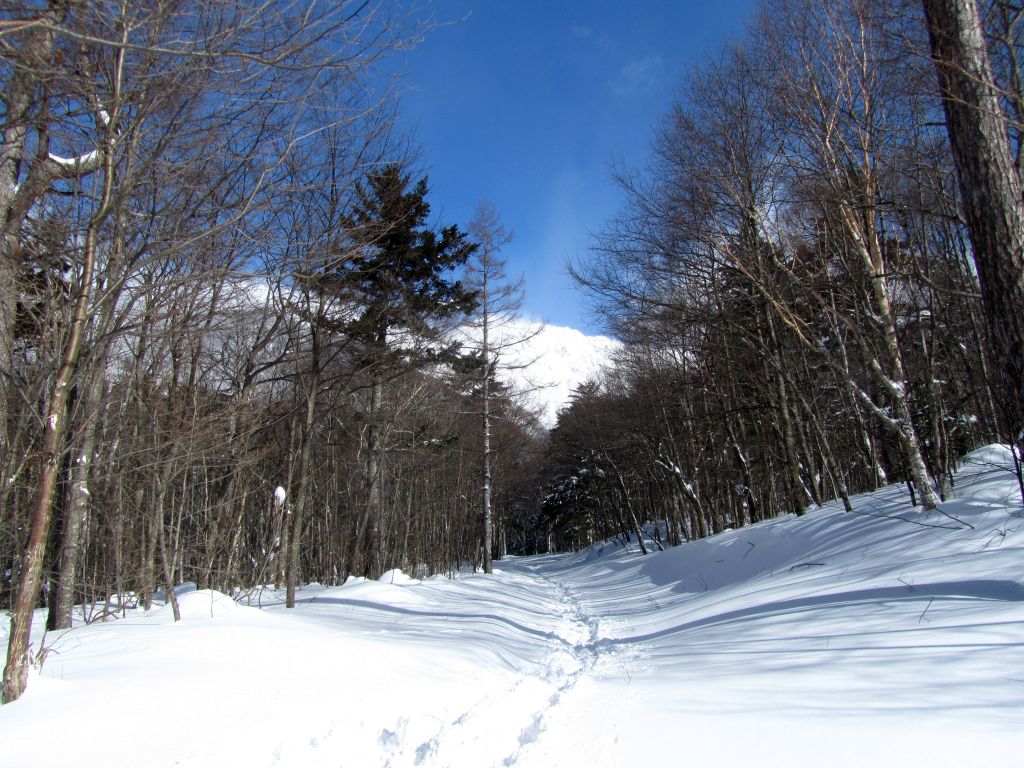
<box><xmin>542</xmin><ymin>0</ymin><xmax>1024</xmax><ymax>551</ymax></box>
<box><xmin>0</xmin><ymin>0</ymin><xmax>543</xmax><ymax>703</ymax></box>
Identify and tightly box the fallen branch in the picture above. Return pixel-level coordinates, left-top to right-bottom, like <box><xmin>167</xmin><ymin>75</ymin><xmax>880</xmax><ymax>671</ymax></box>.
<box><xmin>918</xmin><ymin>596</ymin><xmax>934</xmax><ymax>624</ymax></box>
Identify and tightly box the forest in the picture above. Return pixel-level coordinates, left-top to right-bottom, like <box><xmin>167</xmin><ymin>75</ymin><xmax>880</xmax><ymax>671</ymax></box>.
<box><xmin>3</xmin><ymin>0</ymin><xmax>1024</xmax><ymax>710</ymax></box>
<box><xmin>546</xmin><ymin>0</ymin><xmax>1024</xmax><ymax>551</ymax></box>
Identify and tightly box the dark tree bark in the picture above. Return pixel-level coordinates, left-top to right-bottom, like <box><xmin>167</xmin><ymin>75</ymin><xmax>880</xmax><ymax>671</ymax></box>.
<box><xmin>923</xmin><ymin>0</ymin><xmax>1024</xmax><ymax>443</ymax></box>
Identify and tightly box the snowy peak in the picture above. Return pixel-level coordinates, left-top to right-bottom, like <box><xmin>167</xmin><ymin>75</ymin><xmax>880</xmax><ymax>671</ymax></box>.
<box><xmin>496</xmin><ymin>322</ymin><xmax>619</xmax><ymax>428</ymax></box>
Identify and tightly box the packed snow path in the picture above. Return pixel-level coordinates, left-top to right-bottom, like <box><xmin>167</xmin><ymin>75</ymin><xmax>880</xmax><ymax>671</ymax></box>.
<box><xmin>5</xmin><ymin>446</ymin><xmax>1024</xmax><ymax>766</ymax></box>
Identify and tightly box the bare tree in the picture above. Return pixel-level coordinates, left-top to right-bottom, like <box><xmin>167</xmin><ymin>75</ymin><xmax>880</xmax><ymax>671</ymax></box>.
<box><xmin>1</xmin><ymin>0</ymin><xmax>420</xmax><ymax>704</ymax></box>
<box><xmin>462</xmin><ymin>201</ymin><xmax>537</xmax><ymax>573</ymax></box>
<box><xmin>562</xmin><ymin>0</ymin><xmax>997</xmax><ymax>548</ymax></box>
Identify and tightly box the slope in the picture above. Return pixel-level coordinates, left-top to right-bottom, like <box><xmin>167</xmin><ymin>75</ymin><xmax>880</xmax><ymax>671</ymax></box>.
<box><xmin>2</xmin><ymin>446</ymin><xmax>1024</xmax><ymax>767</ymax></box>
<box><xmin>465</xmin><ymin>321</ymin><xmax>619</xmax><ymax>428</ymax></box>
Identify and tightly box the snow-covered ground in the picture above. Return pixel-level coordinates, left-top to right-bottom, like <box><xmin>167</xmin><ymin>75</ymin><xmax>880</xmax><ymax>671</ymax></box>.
<box><xmin>4</xmin><ymin>445</ymin><xmax>1024</xmax><ymax>766</ymax></box>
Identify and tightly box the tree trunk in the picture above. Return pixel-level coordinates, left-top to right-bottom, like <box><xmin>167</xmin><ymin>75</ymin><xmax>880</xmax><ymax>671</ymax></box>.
<box><xmin>924</xmin><ymin>0</ymin><xmax>1024</xmax><ymax>448</ymax></box>
<box><xmin>156</xmin><ymin>482</ymin><xmax>181</xmax><ymax>624</ymax></box>
<box><xmin>606</xmin><ymin>455</ymin><xmax>647</xmax><ymax>555</ymax></box>
<box><xmin>766</xmin><ymin>310</ymin><xmax>808</xmax><ymax>514</ymax></box>
<box><xmin>365</xmin><ymin>374</ymin><xmax>383</xmax><ymax>577</ymax></box>
<box><xmin>286</xmin><ymin>326</ymin><xmax>320</xmax><ymax>608</ymax></box>
<box><xmin>2</xmin><ymin>114</ymin><xmax>115</xmax><ymax>702</ymax></box>
<box><xmin>481</xmin><ymin>289</ymin><xmax>493</xmax><ymax>574</ymax></box>
<box><xmin>49</xmin><ymin>367</ymin><xmax>105</xmax><ymax>630</ymax></box>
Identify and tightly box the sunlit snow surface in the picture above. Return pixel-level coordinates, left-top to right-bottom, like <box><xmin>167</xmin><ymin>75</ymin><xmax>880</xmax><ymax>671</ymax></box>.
<box><xmin>4</xmin><ymin>446</ymin><xmax>1024</xmax><ymax>766</ymax></box>
<box><xmin>466</xmin><ymin>321</ymin><xmax>618</xmax><ymax>428</ymax></box>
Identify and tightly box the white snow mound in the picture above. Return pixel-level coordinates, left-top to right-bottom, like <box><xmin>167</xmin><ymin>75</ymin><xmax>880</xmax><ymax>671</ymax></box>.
<box><xmin>172</xmin><ymin>589</ymin><xmax>238</xmax><ymax>618</ymax></box>
<box><xmin>376</xmin><ymin>568</ymin><xmax>420</xmax><ymax>585</ymax></box>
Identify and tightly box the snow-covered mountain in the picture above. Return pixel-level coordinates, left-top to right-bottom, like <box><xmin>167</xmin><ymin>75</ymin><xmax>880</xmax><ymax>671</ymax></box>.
<box><xmin>490</xmin><ymin>322</ymin><xmax>619</xmax><ymax>428</ymax></box>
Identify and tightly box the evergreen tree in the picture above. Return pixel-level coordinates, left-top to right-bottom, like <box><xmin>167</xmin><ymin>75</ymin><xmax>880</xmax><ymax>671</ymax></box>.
<box><xmin>329</xmin><ymin>164</ymin><xmax>478</xmax><ymax>575</ymax></box>
<box><xmin>332</xmin><ymin>164</ymin><xmax>478</xmax><ymax>359</ymax></box>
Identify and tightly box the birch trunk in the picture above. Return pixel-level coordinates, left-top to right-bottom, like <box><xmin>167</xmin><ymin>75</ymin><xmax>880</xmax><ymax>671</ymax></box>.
<box><xmin>286</xmin><ymin>325</ymin><xmax>320</xmax><ymax>608</ymax></box>
<box><xmin>49</xmin><ymin>367</ymin><xmax>105</xmax><ymax>630</ymax></box>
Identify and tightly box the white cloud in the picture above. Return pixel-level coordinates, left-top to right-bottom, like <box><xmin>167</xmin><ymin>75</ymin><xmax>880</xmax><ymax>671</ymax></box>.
<box><xmin>611</xmin><ymin>54</ymin><xmax>663</xmax><ymax>95</ymax></box>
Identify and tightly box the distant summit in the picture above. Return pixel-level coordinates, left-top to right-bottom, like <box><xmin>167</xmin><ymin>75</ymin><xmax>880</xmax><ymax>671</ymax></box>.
<box><xmin>497</xmin><ymin>322</ymin><xmax>619</xmax><ymax>428</ymax></box>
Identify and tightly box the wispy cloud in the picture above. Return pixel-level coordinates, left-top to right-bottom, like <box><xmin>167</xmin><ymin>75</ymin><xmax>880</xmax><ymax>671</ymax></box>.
<box><xmin>611</xmin><ymin>54</ymin><xmax>663</xmax><ymax>95</ymax></box>
<box><xmin>572</xmin><ymin>25</ymin><xmax>591</xmax><ymax>39</ymax></box>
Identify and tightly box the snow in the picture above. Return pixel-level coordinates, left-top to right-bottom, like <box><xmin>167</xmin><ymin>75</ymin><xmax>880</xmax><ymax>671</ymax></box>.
<box><xmin>274</xmin><ymin>485</ymin><xmax>287</xmax><ymax>505</ymax></box>
<box><xmin>493</xmin><ymin>322</ymin><xmax>618</xmax><ymax>427</ymax></box>
<box><xmin>377</xmin><ymin>568</ymin><xmax>420</xmax><ymax>585</ymax></box>
<box><xmin>47</xmin><ymin>149</ymin><xmax>100</xmax><ymax>168</ymax></box>
<box><xmin>4</xmin><ymin>445</ymin><xmax>1024</xmax><ymax>766</ymax></box>
<box><xmin>169</xmin><ymin>589</ymin><xmax>239</xmax><ymax>619</ymax></box>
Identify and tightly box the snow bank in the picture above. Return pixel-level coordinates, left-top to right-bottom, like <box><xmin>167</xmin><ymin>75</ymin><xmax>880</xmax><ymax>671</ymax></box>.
<box><xmin>3</xmin><ymin>445</ymin><xmax>1024</xmax><ymax>767</ymax></box>
<box><xmin>377</xmin><ymin>568</ymin><xmax>420</xmax><ymax>585</ymax></box>
<box><xmin>170</xmin><ymin>589</ymin><xmax>238</xmax><ymax>619</ymax></box>
<box><xmin>152</xmin><ymin>580</ymin><xmax>198</xmax><ymax>602</ymax></box>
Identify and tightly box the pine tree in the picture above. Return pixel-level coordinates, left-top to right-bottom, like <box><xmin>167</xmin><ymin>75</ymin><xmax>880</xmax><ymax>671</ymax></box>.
<box><xmin>330</xmin><ymin>164</ymin><xmax>477</xmax><ymax>575</ymax></box>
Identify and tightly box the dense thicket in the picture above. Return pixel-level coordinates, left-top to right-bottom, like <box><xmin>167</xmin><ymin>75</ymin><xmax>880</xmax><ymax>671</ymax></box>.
<box><xmin>0</xmin><ymin>0</ymin><xmax>542</xmax><ymax>702</ymax></box>
<box><xmin>546</xmin><ymin>0</ymin><xmax>1019</xmax><ymax>550</ymax></box>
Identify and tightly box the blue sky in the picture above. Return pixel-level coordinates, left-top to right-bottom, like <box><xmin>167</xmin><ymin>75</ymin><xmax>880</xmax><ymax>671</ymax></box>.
<box><xmin>399</xmin><ymin>1</ymin><xmax>756</xmax><ymax>333</ymax></box>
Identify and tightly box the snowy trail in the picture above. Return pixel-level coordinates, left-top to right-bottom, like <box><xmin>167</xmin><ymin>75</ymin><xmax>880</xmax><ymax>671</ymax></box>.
<box><xmin>5</xmin><ymin>445</ymin><xmax>1024</xmax><ymax>766</ymax></box>
<box><xmin>364</xmin><ymin>562</ymin><xmax>604</xmax><ymax>768</ymax></box>
<box><xmin>0</xmin><ymin>553</ymin><xmax>625</xmax><ymax>768</ymax></box>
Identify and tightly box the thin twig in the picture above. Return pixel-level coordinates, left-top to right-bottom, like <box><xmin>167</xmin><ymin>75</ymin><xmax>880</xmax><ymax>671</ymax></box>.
<box><xmin>918</xmin><ymin>596</ymin><xmax>934</xmax><ymax>623</ymax></box>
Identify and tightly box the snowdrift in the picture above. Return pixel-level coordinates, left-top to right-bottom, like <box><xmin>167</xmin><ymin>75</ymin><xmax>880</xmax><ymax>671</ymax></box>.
<box><xmin>2</xmin><ymin>446</ymin><xmax>1024</xmax><ymax>767</ymax></box>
